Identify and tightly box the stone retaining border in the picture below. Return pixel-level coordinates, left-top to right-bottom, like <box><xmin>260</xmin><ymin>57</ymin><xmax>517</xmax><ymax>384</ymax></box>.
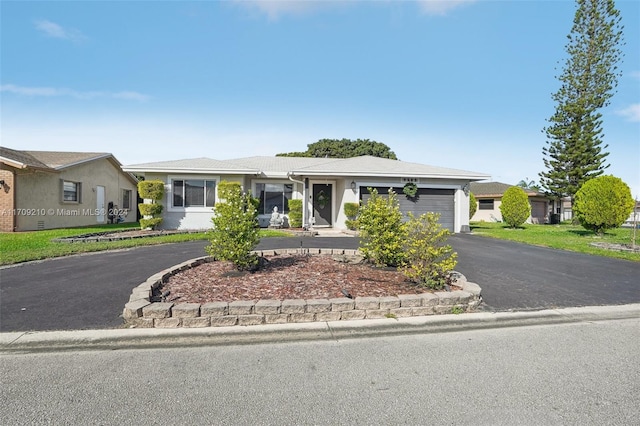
<box><xmin>123</xmin><ymin>249</ymin><xmax>483</xmax><ymax>328</ymax></box>
<box><xmin>53</xmin><ymin>229</ymin><xmax>202</xmax><ymax>243</ymax></box>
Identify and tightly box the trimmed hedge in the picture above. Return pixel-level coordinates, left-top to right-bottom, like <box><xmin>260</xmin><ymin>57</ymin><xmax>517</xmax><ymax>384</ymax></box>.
<box><xmin>288</xmin><ymin>199</ymin><xmax>303</xmax><ymax>228</ymax></box>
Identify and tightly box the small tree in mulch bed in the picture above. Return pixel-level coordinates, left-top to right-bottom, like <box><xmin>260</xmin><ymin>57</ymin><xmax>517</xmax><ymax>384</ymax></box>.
<box><xmin>206</xmin><ymin>181</ymin><xmax>260</xmax><ymax>271</ymax></box>
<box><xmin>357</xmin><ymin>188</ymin><xmax>407</xmax><ymax>267</ymax></box>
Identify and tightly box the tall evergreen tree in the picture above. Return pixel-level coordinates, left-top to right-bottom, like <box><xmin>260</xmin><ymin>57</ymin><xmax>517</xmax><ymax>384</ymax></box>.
<box><xmin>540</xmin><ymin>0</ymin><xmax>624</xmax><ymax>202</ymax></box>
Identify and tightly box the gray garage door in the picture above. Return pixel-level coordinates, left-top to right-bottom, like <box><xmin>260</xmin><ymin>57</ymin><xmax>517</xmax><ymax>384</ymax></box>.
<box><xmin>360</xmin><ymin>187</ymin><xmax>455</xmax><ymax>232</ymax></box>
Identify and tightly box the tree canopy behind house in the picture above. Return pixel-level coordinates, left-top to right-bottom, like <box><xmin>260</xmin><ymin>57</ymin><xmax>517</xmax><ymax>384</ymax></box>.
<box><xmin>276</xmin><ymin>138</ymin><xmax>398</xmax><ymax>160</ymax></box>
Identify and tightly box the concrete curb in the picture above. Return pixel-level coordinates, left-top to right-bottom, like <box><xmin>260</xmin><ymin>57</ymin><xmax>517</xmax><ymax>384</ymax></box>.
<box><xmin>2</xmin><ymin>304</ymin><xmax>638</xmax><ymax>354</ymax></box>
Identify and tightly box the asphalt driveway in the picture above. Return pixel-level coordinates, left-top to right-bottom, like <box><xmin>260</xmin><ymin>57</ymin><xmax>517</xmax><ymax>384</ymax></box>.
<box><xmin>1</xmin><ymin>235</ymin><xmax>638</xmax><ymax>332</ymax></box>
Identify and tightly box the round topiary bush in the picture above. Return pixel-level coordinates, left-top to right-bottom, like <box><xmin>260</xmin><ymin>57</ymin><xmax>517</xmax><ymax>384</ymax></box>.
<box><xmin>499</xmin><ymin>186</ymin><xmax>531</xmax><ymax>228</ymax></box>
<box><xmin>573</xmin><ymin>175</ymin><xmax>634</xmax><ymax>235</ymax></box>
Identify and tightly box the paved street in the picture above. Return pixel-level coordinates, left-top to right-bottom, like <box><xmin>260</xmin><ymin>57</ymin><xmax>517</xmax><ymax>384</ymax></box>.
<box><xmin>2</xmin><ymin>318</ymin><xmax>638</xmax><ymax>425</ymax></box>
<box><xmin>1</xmin><ymin>234</ymin><xmax>638</xmax><ymax>332</ymax></box>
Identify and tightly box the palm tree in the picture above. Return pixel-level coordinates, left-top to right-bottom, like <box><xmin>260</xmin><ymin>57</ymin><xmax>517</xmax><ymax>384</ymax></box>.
<box><xmin>517</xmin><ymin>178</ymin><xmax>541</xmax><ymax>191</ymax></box>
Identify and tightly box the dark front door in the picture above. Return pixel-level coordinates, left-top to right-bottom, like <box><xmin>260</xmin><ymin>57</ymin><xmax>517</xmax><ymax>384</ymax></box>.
<box><xmin>312</xmin><ymin>183</ymin><xmax>332</xmax><ymax>226</ymax></box>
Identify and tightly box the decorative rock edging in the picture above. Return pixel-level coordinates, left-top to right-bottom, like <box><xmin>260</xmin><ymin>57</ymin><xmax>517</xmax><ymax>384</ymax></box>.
<box><xmin>123</xmin><ymin>249</ymin><xmax>483</xmax><ymax>329</ymax></box>
<box><xmin>53</xmin><ymin>229</ymin><xmax>202</xmax><ymax>243</ymax></box>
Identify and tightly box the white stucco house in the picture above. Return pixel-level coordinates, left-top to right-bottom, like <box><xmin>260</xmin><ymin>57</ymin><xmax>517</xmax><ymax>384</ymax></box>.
<box><xmin>123</xmin><ymin>155</ymin><xmax>490</xmax><ymax>233</ymax></box>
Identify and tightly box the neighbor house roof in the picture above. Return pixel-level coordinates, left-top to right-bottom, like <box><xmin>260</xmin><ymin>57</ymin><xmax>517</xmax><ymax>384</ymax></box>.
<box><xmin>0</xmin><ymin>147</ymin><xmax>53</xmax><ymax>171</ymax></box>
<box><xmin>0</xmin><ymin>147</ymin><xmax>137</xmax><ymax>184</ymax></box>
<box><xmin>24</xmin><ymin>151</ymin><xmax>114</xmax><ymax>170</ymax></box>
<box><xmin>124</xmin><ymin>155</ymin><xmax>491</xmax><ymax>181</ymax></box>
<box><xmin>470</xmin><ymin>182</ymin><xmax>545</xmax><ymax>197</ymax></box>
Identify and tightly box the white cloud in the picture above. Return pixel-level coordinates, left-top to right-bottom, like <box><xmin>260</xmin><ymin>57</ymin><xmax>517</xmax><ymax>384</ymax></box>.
<box><xmin>629</xmin><ymin>71</ymin><xmax>640</xmax><ymax>80</ymax></box>
<box><xmin>0</xmin><ymin>84</ymin><xmax>150</xmax><ymax>102</ymax></box>
<box><xmin>34</xmin><ymin>19</ymin><xmax>87</xmax><ymax>43</ymax></box>
<box><xmin>416</xmin><ymin>0</ymin><xmax>476</xmax><ymax>16</ymax></box>
<box><xmin>616</xmin><ymin>103</ymin><xmax>640</xmax><ymax>122</ymax></box>
<box><xmin>233</xmin><ymin>0</ymin><xmax>347</xmax><ymax>20</ymax></box>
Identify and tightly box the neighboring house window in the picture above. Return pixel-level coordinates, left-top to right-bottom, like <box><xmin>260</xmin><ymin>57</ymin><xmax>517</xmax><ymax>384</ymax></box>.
<box><xmin>256</xmin><ymin>183</ymin><xmax>293</xmax><ymax>214</ymax></box>
<box><xmin>122</xmin><ymin>189</ymin><xmax>132</xmax><ymax>210</ymax></box>
<box><xmin>172</xmin><ymin>179</ymin><xmax>215</xmax><ymax>208</ymax></box>
<box><xmin>479</xmin><ymin>199</ymin><xmax>494</xmax><ymax>210</ymax></box>
<box><xmin>62</xmin><ymin>180</ymin><xmax>81</xmax><ymax>203</ymax></box>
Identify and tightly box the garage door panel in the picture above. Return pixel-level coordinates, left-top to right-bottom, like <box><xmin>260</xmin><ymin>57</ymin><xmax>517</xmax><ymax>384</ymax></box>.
<box><xmin>360</xmin><ymin>187</ymin><xmax>455</xmax><ymax>231</ymax></box>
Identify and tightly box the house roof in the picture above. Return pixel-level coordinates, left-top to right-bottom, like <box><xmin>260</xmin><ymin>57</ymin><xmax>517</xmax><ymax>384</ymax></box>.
<box><xmin>124</xmin><ymin>157</ymin><xmax>261</xmax><ymax>174</ymax></box>
<box><xmin>290</xmin><ymin>155</ymin><xmax>489</xmax><ymax>179</ymax></box>
<box><xmin>0</xmin><ymin>147</ymin><xmax>137</xmax><ymax>184</ymax></box>
<box><xmin>124</xmin><ymin>155</ymin><xmax>491</xmax><ymax>181</ymax></box>
<box><xmin>0</xmin><ymin>147</ymin><xmax>53</xmax><ymax>171</ymax></box>
<box><xmin>470</xmin><ymin>181</ymin><xmax>545</xmax><ymax>197</ymax></box>
<box><xmin>24</xmin><ymin>151</ymin><xmax>114</xmax><ymax>170</ymax></box>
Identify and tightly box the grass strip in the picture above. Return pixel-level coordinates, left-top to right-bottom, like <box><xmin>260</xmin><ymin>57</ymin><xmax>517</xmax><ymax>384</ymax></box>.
<box><xmin>470</xmin><ymin>222</ymin><xmax>640</xmax><ymax>262</ymax></box>
<box><xmin>0</xmin><ymin>223</ymin><xmax>290</xmax><ymax>265</ymax></box>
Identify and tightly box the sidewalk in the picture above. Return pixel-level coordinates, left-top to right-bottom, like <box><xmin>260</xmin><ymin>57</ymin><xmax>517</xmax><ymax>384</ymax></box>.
<box><xmin>2</xmin><ymin>304</ymin><xmax>638</xmax><ymax>354</ymax></box>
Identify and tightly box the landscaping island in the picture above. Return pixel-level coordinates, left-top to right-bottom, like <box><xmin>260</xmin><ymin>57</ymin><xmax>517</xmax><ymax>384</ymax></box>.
<box><xmin>123</xmin><ymin>249</ymin><xmax>483</xmax><ymax>328</ymax></box>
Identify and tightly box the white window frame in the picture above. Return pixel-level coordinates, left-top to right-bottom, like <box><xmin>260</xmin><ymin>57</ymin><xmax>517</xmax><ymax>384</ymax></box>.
<box><xmin>252</xmin><ymin>180</ymin><xmax>298</xmax><ymax>215</ymax></box>
<box><xmin>168</xmin><ymin>175</ymin><xmax>219</xmax><ymax>212</ymax></box>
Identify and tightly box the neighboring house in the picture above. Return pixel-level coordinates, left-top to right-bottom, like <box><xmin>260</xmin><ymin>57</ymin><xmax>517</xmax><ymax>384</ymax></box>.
<box><xmin>470</xmin><ymin>182</ymin><xmax>550</xmax><ymax>224</ymax></box>
<box><xmin>123</xmin><ymin>155</ymin><xmax>490</xmax><ymax>233</ymax></box>
<box><xmin>0</xmin><ymin>147</ymin><xmax>138</xmax><ymax>232</ymax></box>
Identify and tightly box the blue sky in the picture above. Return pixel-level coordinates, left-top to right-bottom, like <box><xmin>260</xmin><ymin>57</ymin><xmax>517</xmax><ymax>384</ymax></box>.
<box><xmin>2</xmin><ymin>0</ymin><xmax>639</xmax><ymax>196</ymax></box>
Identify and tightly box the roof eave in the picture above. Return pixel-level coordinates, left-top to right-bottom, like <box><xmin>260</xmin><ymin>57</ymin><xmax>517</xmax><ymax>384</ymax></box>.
<box><xmin>289</xmin><ymin>170</ymin><xmax>491</xmax><ymax>180</ymax></box>
<box><xmin>0</xmin><ymin>157</ymin><xmax>55</xmax><ymax>172</ymax></box>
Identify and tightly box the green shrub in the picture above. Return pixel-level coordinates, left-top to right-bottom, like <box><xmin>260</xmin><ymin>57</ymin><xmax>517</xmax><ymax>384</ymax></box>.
<box><xmin>206</xmin><ymin>180</ymin><xmax>260</xmax><ymax>270</ymax></box>
<box><xmin>137</xmin><ymin>180</ymin><xmax>164</xmax><ymax>230</ymax></box>
<box><xmin>139</xmin><ymin>218</ymin><xmax>163</xmax><ymax>230</ymax></box>
<box><xmin>500</xmin><ymin>186</ymin><xmax>531</xmax><ymax>228</ymax></box>
<box><xmin>217</xmin><ymin>181</ymin><xmax>241</xmax><ymax>200</ymax></box>
<box><xmin>469</xmin><ymin>192</ymin><xmax>477</xmax><ymax>219</ymax></box>
<box><xmin>574</xmin><ymin>175</ymin><xmax>634</xmax><ymax>235</ymax></box>
<box><xmin>345</xmin><ymin>219</ymin><xmax>358</xmax><ymax>231</ymax></box>
<box><xmin>138</xmin><ymin>180</ymin><xmax>165</xmax><ymax>201</ymax></box>
<box><xmin>137</xmin><ymin>203</ymin><xmax>163</xmax><ymax>216</ymax></box>
<box><xmin>402</xmin><ymin>212</ymin><xmax>458</xmax><ymax>289</ymax></box>
<box><xmin>288</xmin><ymin>199</ymin><xmax>303</xmax><ymax>228</ymax></box>
<box><xmin>344</xmin><ymin>202</ymin><xmax>359</xmax><ymax>219</ymax></box>
<box><xmin>358</xmin><ymin>188</ymin><xmax>407</xmax><ymax>267</ymax></box>
<box><xmin>344</xmin><ymin>202</ymin><xmax>360</xmax><ymax>230</ymax></box>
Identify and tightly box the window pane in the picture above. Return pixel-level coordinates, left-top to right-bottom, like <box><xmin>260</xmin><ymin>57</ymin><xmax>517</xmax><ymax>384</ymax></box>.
<box><xmin>265</xmin><ymin>184</ymin><xmax>284</xmax><ymax>213</ymax></box>
<box><xmin>63</xmin><ymin>181</ymin><xmax>77</xmax><ymax>202</ymax></box>
<box><xmin>256</xmin><ymin>184</ymin><xmax>266</xmax><ymax>214</ymax></box>
<box><xmin>283</xmin><ymin>184</ymin><xmax>293</xmax><ymax>213</ymax></box>
<box><xmin>173</xmin><ymin>180</ymin><xmax>184</xmax><ymax>207</ymax></box>
<box><xmin>205</xmin><ymin>181</ymin><xmax>216</xmax><ymax>207</ymax></box>
<box><xmin>185</xmin><ymin>180</ymin><xmax>204</xmax><ymax>207</ymax></box>
<box><xmin>122</xmin><ymin>189</ymin><xmax>131</xmax><ymax>209</ymax></box>
<box><xmin>479</xmin><ymin>200</ymin><xmax>494</xmax><ymax>210</ymax></box>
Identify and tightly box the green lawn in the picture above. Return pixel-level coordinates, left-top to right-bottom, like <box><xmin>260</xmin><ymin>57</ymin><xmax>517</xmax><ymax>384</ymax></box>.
<box><xmin>0</xmin><ymin>223</ymin><xmax>290</xmax><ymax>265</ymax></box>
<box><xmin>470</xmin><ymin>221</ymin><xmax>640</xmax><ymax>262</ymax></box>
